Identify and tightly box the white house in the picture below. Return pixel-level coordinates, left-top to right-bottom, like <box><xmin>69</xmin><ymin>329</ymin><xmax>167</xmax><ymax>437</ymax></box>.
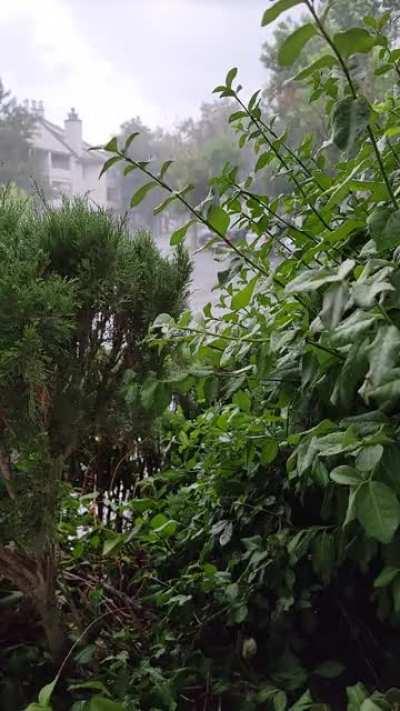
<box><xmin>30</xmin><ymin>102</ymin><xmax>118</xmax><ymax>209</ymax></box>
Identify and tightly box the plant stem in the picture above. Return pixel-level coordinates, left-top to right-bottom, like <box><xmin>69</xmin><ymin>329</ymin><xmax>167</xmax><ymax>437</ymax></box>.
<box><xmin>304</xmin><ymin>0</ymin><xmax>398</xmax><ymax>210</ymax></box>
<box><xmin>119</xmin><ymin>152</ymin><xmax>269</xmax><ymax>277</ymax></box>
<box><xmin>235</xmin><ymin>95</ymin><xmax>333</xmax><ymax>231</ymax></box>
<box><xmin>367</xmin><ymin>126</ymin><xmax>399</xmax><ymax>208</ymax></box>
<box><xmin>257</xmin><ymin>116</ymin><xmax>326</xmax><ymax>191</ymax></box>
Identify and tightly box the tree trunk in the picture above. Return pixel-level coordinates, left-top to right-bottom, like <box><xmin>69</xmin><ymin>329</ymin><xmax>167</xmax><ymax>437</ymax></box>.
<box><xmin>0</xmin><ymin>545</ymin><xmax>68</xmax><ymax>662</ymax></box>
<box><xmin>35</xmin><ymin>596</ymin><xmax>68</xmax><ymax>662</ymax></box>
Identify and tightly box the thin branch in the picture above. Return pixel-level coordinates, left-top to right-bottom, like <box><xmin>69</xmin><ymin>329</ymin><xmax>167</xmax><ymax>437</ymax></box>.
<box><xmin>304</xmin><ymin>0</ymin><xmax>398</xmax><ymax>209</ymax></box>
<box><xmin>119</xmin><ymin>152</ymin><xmax>269</xmax><ymax>278</ymax></box>
<box><xmin>234</xmin><ymin>94</ymin><xmax>333</xmax><ymax>231</ymax></box>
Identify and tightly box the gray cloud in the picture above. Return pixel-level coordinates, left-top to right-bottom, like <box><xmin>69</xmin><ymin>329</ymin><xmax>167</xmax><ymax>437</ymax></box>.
<box><xmin>0</xmin><ymin>0</ymin><xmax>270</xmax><ymax>142</ymax></box>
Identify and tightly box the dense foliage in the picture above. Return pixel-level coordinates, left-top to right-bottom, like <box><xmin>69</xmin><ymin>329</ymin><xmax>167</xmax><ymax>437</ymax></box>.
<box><xmin>6</xmin><ymin>1</ymin><xmax>400</xmax><ymax>710</ymax></box>
<box><xmin>0</xmin><ymin>198</ymin><xmax>190</xmax><ymax>708</ymax></box>
<box><xmin>260</xmin><ymin>0</ymin><xmax>400</xmax><ymax>143</ymax></box>
<box><xmin>0</xmin><ymin>80</ymin><xmax>42</xmax><ymax>191</ymax></box>
<box><xmin>107</xmin><ymin>100</ymin><xmax>256</xmax><ymax>239</ymax></box>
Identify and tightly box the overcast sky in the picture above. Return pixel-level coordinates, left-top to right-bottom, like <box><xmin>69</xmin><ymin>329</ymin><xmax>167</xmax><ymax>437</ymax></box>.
<box><xmin>0</xmin><ymin>0</ymin><xmax>273</xmax><ymax>144</ymax></box>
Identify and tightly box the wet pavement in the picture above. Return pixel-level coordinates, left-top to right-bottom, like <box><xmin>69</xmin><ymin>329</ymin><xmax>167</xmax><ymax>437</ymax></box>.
<box><xmin>155</xmin><ymin>234</ymin><xmax>229</xmax><ymax>314</ymax></box>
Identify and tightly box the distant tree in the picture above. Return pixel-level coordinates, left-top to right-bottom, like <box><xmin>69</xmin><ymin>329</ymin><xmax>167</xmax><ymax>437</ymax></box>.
<box><xmin>110</xmin><ymin>102</ymin><xmax>254</xmax><ymax>237</ymax></box>
<box><xmin>109</xmin><ymin>117</ymin><xmax>181</xmax><ymax>235</ymax></box>
<box><xmin>0</xmin><ymin>80</ymin><xmax>41</xmax><ymax>191</ymax></box>
<box><xmin>260</xmin><ymin>0</ymin><xmax>400</xmax><ymax>144</ymax></box>
<box><xmin>174</xmin><ymin>100</ymin><xmax>245</xmax><ymax>207</ymax></box>
<box><xmin>326</xmin><ymin>0</ymin><xmax>400</xmax><ymax>31</ymax></box>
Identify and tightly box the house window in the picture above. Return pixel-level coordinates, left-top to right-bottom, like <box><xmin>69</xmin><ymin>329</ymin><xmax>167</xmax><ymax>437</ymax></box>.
<box><xmin>51</xmin><ymin>152</ymin><xmax>70</xmax><ymax>170</ymax></box>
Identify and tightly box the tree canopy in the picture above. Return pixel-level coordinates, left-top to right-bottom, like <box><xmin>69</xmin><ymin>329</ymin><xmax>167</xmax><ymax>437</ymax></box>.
<box><xmin>0</xmin><ymin>80</ymin><xmax>41</xmax><ymax>192</ymax></box>
<box><xmin>6</xmin><ymin>1</ymin><xmax>400</xmax><ymax>710</ymax></box>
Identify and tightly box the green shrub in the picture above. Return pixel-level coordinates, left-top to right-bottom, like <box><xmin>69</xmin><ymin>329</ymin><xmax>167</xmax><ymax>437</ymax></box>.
<box><xmin>27</xmin><ymin>2</ymin><xmax>400</xmax><ymax>709</ymax></box>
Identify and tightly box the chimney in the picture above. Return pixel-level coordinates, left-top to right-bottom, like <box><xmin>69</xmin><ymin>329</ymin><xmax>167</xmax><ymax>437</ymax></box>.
<box><xmin>29</xmin><ymin>99</ymin><xmax>45</xmax><ymax>118</ymax></box>
<box><xmin>64</xmin><ymin>107</ymin><xmax>82</xmax><ymax>155</ymax></box>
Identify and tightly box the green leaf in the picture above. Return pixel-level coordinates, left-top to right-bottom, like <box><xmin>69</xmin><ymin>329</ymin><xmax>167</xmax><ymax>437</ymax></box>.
<box><xmin>124</xmin><ymin>131</ymin><xmax>139</xmax><ymax>150</ymax></box>
<box><xmin>352</xmin><ymin>276</ymin><xmax>394</xmax><ymax>309</ymax></box>
<box><xmin>312</xmin><ymin>532</ymin><xmax>335</xmax><ymax>583</ymax></box>
<box><xmin>331</xmin><ymin>97</ymin><xmax>370</xmax><ymax>152</ymax></box>
<box><xmin>261</xmin><ymin>0</ymin><xmax>303</xmax><ymax>27</ymax></box>
<box><xmin>360</xmin><ymin>700</ymin><xmax>386</xmax><ymax>711</ymax></box>
<box><xmin>208</xmin><ymin>205</ymin><xmax>230</xmax><ymax>235</ymax></box>
<box><xmin>130</xmin><ymin>181</ymin><xmax>158</xmax><ymax>207</ymax></box>
<box><xmin>374</xmin><ymin>566</ymin><xmax>400</xmax><ymax>588</ymax></box>
<box><xmin>150</xmin><ymin>513</ymin><xmax>168</xmax><ymax>529</ymax></box>
<box><xmin>231</xmin><ymin>276</ymin><xmax>258</xmax><ymax>309</ymax></box>
<box><xmin>99</xmin><ymin>156</ymin><xmax>122</xmax><ymax>179</ymax></box>
<box><xmin>69</xmin><ymin>681</ymin><xmax>110</xmax><ymax>696</ymax></box>
<box><xmin>289</xmin><ymin>690</ymin><xmax>313</xmax><ymax>710</ymax></box>
<box><xmin>366</xmin><ymin>326</ymin><xmax>400</xmax><ymax>390</ymax></box>
<box><xmin>38</xmin><ymin>680</ymin><xmax>57</xmax><ymax>707</ymax></box>
<box><xmin>229</xmin><ymin>110</ymin><xmax>247</xmax><ymax>123</ymax></box>
<box><xmin>356</xmin><ymin>481</ymin><xmax>400</xmax><ymax>544</ymax></box>
<box><xmin>330</xmin><ymin>465</ymin><xmax>364</xmax><ymax>486</ymax></box>
<box><xmin>326</xmin><ymin>218</ymin><xmax>364</xmax><ymax>245</ymax></box>
<box><xmin>285</xmin><ymin>260</ymin><xmax>354</xmax><ymax>293</ymax></box>
<box><xmin>88</xmin><ymin>698</ymin><xmax>124</xmax><ymax>711</ymax></box>
<box><xmin>331</xmin><ymin>338</ymin><xmax>369</xmax><ymax>409</ymax></box>
<box><xmin>233</xmin><ymin>604</ymin><xmax>248</xmax><ymax>623</ymax></box>
<box><xmin>363</xmin><ymin>374</ymin><xmax>400</xmax><ymax>410</ymax></box>
<box><xmin>154</xmin><ymin>194</ymin><xmax>177</xmax><ymax>215</ymax></box>
<box><xmin>347</xmin><ymin>683</ymin><xmax>369</xmax><ymax>709</ymax></box>
<box><xmin>129</xmin><ymin>497</ymin><xmax>156</xmax><ymax>513</ymax></box>
<box><xmin>344</xmin><ymin>488</ymin><xmax>358</xmax><ymax>527</ymax></box>
<box><xmin>102</xmin><ymin>533</ymin><xmax>123</xmax><ymax>557</ymax></box>
<box><xmin>368</xmin><ymin>208</ymin><xmax>400</xmax><ymax>251</ymax></box>
<box><xmin>278</xmin><ymin>24</ymin><xmax>318</xmax><ymax>67</ymax></box>
<box><xmin>356</xmin><ymin>445</ymin><xmax>384</xmax><ymax>472</ymax></box>
<box><xmin>159</xmin><ymin>160</ymin><xmax>174</xmax><ymax>180</ymax></box>
<box><xmin>141</xmin><ymin>378</ymin><xmax>158</xmax><ymax>410</ymax></box>
<box><xmin>74</xmin><ymin>644</ymin><xmax>96</xmax><ymax>666</ymax></box>
<box><xmin>220</xmin><ymin>521</ymin><xmax>233</xmax><ymax>547</ymax></box>
<box><xmin>226</xmin><ymin>582</ymin><xmax>239</xmax><ymax>601</ymax></box>
<box><xmin>314</xmin><ymin>660</ymin><xmax>345</xmax><ymax>678</ymax></box>
<box><xmin>123</xmin><ymin>164</ymin><xmax>137</xmax><ymax>176</ymax></box>
<box><xmin>385</xmin><ymin>126</ymin><xmax>400</xmax><ymax>138</ymax></box>
<box><xmin>293</xmin><ymin>54</ymin><xmax>338</xmax><ymax>81</ymax></box>
<box><xmin>392</xmin><ymin>576</ymin><xmax>400</xmax><ymax>614</ymax></box>
<box><xmin>150</xmin><ymin>513</ymin><xmax>177</xmax><ymax>538</ymax></box>
<box><xmin>225</xmin><ymin>67</ymin><xmax>238</xmax><ymax>88</ymax></box>
<box><xmin>248</xmin><ymin>90</ymin><xmax>261</xmax><ymax>112</ymax></box>
<box><xmin>170</xmin><ymin>219</ymin><xmax>195</xmax><ymax>246</ymax></box>
<box><xmin>103</xmin><ymin>136</ymin><xmax>118</xmax><ymax>152</ymax></box>
<box><xmin>324</xmin><ymin>160</ymin><xmax>368</xmax><ymax>208</ymax></box>
<box><xmin>233</xmin><ymin>389</ymin><xmax>251</xmax><ymax>412</ymax></box>
<box><xmin>153</xmin><ymin>519</ymin><xmax>177</xmax><ymax>538</ymax></box>
<box><xmin>334</xmin><ymin>28</ymin><xmax>376</xmax><ymax>57</ymax></box>
<box><xmin>273</xmin><ymin>690</ymin><xmax>287</xmax><ymax>711</ymax></box>
<box><xmin>331</xmin><ymin>310</ymin><xmax>377</xmax><ymax>346</ymax></box>
<box><xmin>255</xmin><ymin>152</ymin><xmax>273</xmax><ymax>171</ymax></box>
<box><xmin>379</xmin><ymin>446</ymin><xmax>400</xmax><ymax>496</ymax></box>
<box><xmin>261</xmin><ymin>438</ymin><xmax>279</xmax><ymax>464</ymax></box>
<box><xmin>320</xmin><ymin>283</ymin><xmax>349</xmax><ymax>329</ymax></box>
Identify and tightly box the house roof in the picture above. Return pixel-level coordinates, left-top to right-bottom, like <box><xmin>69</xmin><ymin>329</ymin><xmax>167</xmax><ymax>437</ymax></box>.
<box><xmin>33</xmin><ymin>116</ymin><xmax>104</xmax><ymax>163</ymax></box>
